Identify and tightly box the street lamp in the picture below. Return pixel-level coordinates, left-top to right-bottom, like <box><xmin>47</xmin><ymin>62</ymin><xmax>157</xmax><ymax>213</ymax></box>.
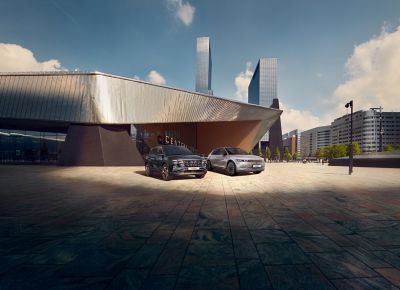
<box><xmin>345</xmin><ymin>100</ymin><xmax>353</xmax><ymax>175</ymax></box>
<box><xmin>370</xmin><ymin>106</ymin><xmax>383</xmax><ymax>152</ymax></box>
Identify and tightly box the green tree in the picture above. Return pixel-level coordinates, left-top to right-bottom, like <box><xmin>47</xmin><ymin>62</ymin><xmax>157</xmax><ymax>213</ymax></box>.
<box><xmin>266</xmin><ymin>147</ymin><xmax>271</xmax><ymax>161</ymax></box>
<box><xmin>258</xmin><ymin>146</ymin><xmax>263</xmax><ymax>157</ymax></box>
<box><xmin>395</xmin><ymin>145</ymin><xmax>400</xmax><ymax>150</ymax></box>
<box><xmin>284</xmin><ymin>147</ymin><xmax>291</xmax><ymax>162</ymax></box>
<box><xmin>352</xmin><ymin>141</ymin><xmax>360</xmax><ymax>155</ymax></box>
<box><xmin>332</xmin><ymin>144</ymin><xmax>347</xmax><ymax>158</ymax></box>
<box><xmin>292</xmin><ymin>152</ymin><xmax>297</xmax><ymax>161</ymax></box>
<box><xmin>315</xmin><ymin>148</ymin><xmax>324</xmax><ymax>159</ymax></box>
<box><xmin>275</xmin><ymin>147</ymin><xmax>281</xmax><ymax>161</ymax></box>
<box><xmin>384</xmin><ymin>145</ymin><xmax>394</xmax><ymax>151</ymax></box>
<box><xmin>322</xmin><ymin>146</ymin><xmax>333</xmax><ymax>160</ymax></box>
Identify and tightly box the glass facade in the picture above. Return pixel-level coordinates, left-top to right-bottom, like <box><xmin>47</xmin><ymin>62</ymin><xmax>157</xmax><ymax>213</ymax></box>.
<box><xmin>248</xmin><ymin>58</ymin><xmax>277</xmax><ymax>107</ymax></box>
<box><xmin>248</xmin><ymin>58</ymin><xmax>278</xmax><ymax>141</ymax></box>
<box><xmin>0</xmin><ymin>129</ymin><xmax>65</xmax><ymax>163</ymax></box>
<box><xmin>131</xmin><ymin>123</ymin><xmax>199</xmax><ymax>156</ymax></box>
<box><xmin>195</xmin><ymin>37</ymin><xmax>213</xmax><ymax>95</ymax></box>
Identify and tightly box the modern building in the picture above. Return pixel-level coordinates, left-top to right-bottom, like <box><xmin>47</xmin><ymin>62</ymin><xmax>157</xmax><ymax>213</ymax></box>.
<box><xmin>282</xmin><ymin>129</ymin><xmax>300</xmax><ymax>157</ymax></box>
<box><xmin>300</xmin><ymin>126</ymin><xmax>331</xmax><ymax>157</ymax></box>
<box><xmin>248</xmin><ymin>58</ymin><xmax>279</xmax><ymax>143</ymax></box>
<box><xmin>0</xmin><ymin>71</ymin><xmax>281</xmax><ymax>165</ymax></box>
<box><xmin>331</xmin><ymin>110</ymin><xmax>400</xmax><ymax>153</ymax></box>
<box><xmin>195</xmin><ymin>37</ymin><xmax>212</xmax><ymax>95</ymax></box>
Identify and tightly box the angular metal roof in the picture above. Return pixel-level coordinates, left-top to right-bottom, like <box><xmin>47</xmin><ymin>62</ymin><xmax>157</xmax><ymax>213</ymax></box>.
<box><xmin>0</xmin><ymin>71</ymin><xmax>281</xmax><ymax>125</ymax></box>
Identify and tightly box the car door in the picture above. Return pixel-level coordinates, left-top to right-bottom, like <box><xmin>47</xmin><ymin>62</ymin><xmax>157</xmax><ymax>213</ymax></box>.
<box><xmin>147</xmin><ymin>148</ymin><xmax>158</xmax><ymax>170</ymax></box>
<box><xmin>215</xmin><ymin>148</ymin><xmax>229</xmax><ymax>168</ymax></box>
<box><xmin>209</xmin><ymin>148</ymin><xmax>222</xmax><ymax>168</ymax></box>
<box><xmin>155</xmin><ymin>147</ymin><xmax>165</xmax><ymax>170</ymax></box>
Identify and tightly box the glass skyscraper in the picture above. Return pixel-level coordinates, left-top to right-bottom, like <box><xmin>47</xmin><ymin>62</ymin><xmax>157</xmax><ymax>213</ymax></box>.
<box><xmin>248</xmin><ymin>58</ymin><xmax>277</xmax><ymax>107</ymax></box>
<box><xmin>248</xmin><ymin>58</ymin><xmax>278</xmax><ymax>141</ymax></box>
<box><xmin>195</xmin><ymin>37</ymin><xmax>213</xmax><ymax>95</ymax></box>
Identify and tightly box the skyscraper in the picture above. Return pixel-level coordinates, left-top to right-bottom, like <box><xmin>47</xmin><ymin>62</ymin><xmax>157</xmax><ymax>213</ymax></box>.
<box><xmin>248</xmin><ymin>58</ymin><xmax>278</xmax><ymax>142</ymax></box>
<box><xmin>248</xmin><ymin>58</ymin><xmax>277</xmax><ymax>107</ymax></box>
<box><xmin>195</xmin><ymin>37</ymin><xmax>213</xmax><ymax>95</ymax></box>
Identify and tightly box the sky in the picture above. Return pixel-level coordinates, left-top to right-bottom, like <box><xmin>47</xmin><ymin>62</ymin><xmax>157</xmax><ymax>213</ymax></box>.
<box><xmin>1</xmin><ymin>0</ymin><xmax>400</xmax><ymax>133</ymax></box>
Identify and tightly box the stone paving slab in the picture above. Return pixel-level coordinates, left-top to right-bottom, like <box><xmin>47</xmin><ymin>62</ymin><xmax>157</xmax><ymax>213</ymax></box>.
<box><xmin>0</xmin><ymin>163</ymin><xmax>400</xmax><ymax>289</ymax></box>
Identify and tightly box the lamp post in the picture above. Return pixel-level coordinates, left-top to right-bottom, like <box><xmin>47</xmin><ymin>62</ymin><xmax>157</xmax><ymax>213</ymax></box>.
<box><xmin>370</xmin><ymin>106</ymin><xmax>383</xmax><ymax>152</ymax></box>
<box><xmin>345</xmin><ymin>100</ymin><xmax>353</xmax><ymax>175</ymax></box>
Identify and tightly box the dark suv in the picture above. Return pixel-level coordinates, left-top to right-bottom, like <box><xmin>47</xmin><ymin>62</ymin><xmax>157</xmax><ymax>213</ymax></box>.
<box><xmin>144</xmin><ymin>145</ymin><xmax>207</xmax><ymax>181</ymax></box>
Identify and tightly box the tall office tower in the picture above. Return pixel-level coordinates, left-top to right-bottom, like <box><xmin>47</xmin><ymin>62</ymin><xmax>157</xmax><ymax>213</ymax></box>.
<box><xmin>248</xmin><ymin>58</ymin><xmax>277</xmax><ymax>107</ymax></box>
<box><xmin>248</xmin><ymin>58</ymin><xmax>278</xmax><ymax>142</ymax></box>
<box><xmin>195</xmin><ymin>37</ymin><xmax>213</xmax><ymax>95</ymax></box>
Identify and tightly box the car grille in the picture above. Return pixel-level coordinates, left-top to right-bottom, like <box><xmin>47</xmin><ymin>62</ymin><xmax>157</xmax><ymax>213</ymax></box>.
<box><xmin>184</xmin><ymin>159</ymin><xmax>202</xmax><ymax>167</ymax></box>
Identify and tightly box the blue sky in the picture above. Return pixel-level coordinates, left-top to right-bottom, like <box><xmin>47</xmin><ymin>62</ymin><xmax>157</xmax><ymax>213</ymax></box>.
<box><xmin>1</xmin><ymin>0</ymin><xmax>400</xmax><ymax>132</ymax></box>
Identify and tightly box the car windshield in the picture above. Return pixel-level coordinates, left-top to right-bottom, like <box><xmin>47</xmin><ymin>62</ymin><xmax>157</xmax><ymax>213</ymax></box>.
<box><xmin>225</xmin><ymin>147</ymin><xmax>248</xmax><ymax>155</ymax></box>
<box><xmin>163</xmin><ymin>145</ymin><xmax>194</xmax><ymax>156</ymax></box>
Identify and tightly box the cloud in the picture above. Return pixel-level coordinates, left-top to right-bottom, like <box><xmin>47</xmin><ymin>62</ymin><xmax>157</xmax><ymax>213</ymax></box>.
<box><xmin>146</xmin><ymin>70</ymin><xmax>166</xmax><ymax>85</ymax></box>
<box><xmin>333</xmin><ymin>24</ymin><xmax>400</xmax><ymax>113</ymax></box>
<box><xmin>316</xmin><ymin>73</ymin><xmax>323</xmax><ymax>78</ymax></box>
<box><xmin>280</xmin><ymin>102</ymin><xmax>325</xmax><ymax>133</ymax></box>
<box><xmin>279</xmin><ymin>24</ymin><xmax>400</xmax><ymax>133</ymax></box>
<box><xmin>0</xmin><ymin>43</ymin><xmax>63</xmax><ymax>72</ymax></box>
<box><xmin>167</xmin><ymin>0</ymin><xmax>195</xmax><ymax>26</ymax></box>
<box><xmin>132</xmin><ymin>75</ymin><xmax>141</xmax><ymax>80</ymax></box>
<box><xmin>234</xmin><ymin>62</ymin><xmax>253</xmax><ymax>102</ymax></box>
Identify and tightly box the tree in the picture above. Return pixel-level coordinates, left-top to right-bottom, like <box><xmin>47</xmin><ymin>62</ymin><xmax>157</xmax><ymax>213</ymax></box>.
<box><xmin>258</xmin><ymin>146</ymin><xmax>263</xmax><ymax>158</ymax></box>
<box><xmin>292</xmin><ymin>152</ymin><xmax>297</xmax><ymax>161</ymax></box>
<box><xmin>333</xmin><ymin>144</ymin><xmax>347</xmax><ymax>158</ymax></box>
<box><xmin>284</xmin><ymin>147</ymin><xmax>291</xmax><ymax>162</ymax></box>
<box><xmin>266</xmin><ymin>147</ymin><xmax>271</xmax><ymax>161</ymax></box>
<box><xmin>352</xmin><ymin>141</ymin><xmax>360</xmax><ymax>155</ymax></box>
<box><xmin>384</xmin><ymin>145</ymin><xmax>394</xmax><ymax>152</ymax></box>
<box><xmin>275</xmin><ymin>147</ymin><xmax>281</xmax><ymax>161</ymax></box>
<box><xmin>322</xmin><ymin>146</ymin><xmax>333</xmax><ymax>160</ymax></box>
<box><xmin>316</xmin><ymin>148</ymin><xmax>324</xmax><ymax>159</ymax></box>
<box><xmin>395</xmin><ymin>145</ymin><xmax>400</xmax><ymax>150</ymax></box>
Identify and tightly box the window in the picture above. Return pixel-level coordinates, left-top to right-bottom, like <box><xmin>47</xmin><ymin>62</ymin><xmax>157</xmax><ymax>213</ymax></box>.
<box><xmin>150</xmin><ymin>148</ymin><xmax>158</xmax><ymax>155</ymax></box>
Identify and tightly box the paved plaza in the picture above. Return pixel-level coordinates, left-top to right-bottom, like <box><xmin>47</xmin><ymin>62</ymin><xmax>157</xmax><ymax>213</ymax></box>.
<box><xmin>1</xmin><ymin>163</ymin><xmax>400</xmax><ymax>289</ymax></box>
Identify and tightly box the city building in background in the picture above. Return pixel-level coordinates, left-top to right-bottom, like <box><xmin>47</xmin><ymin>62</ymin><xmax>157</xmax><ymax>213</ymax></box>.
<box><xmin>331</xmin><ymin>110</ymin><xmax>400</xmax><ymax>153</ymax></box>
<box><xmin>300</xmin><ymin>125</ymin><xmax>331</xmax><ymax>157</ymax></box>
<box><xmin>248</xmin><ymin>58</ymin><xmax>278</xmax><ymax>143</ymax></box>
<box><xmin>282</xmin><ymin>129</ymin><xmax>301</xmax><ymax>157</ymax></box>
<box><xmin>0</xmin><ymin>71</ymin><xmax>281</xmax><ymax>165</ymax></box>
<box><xmin>195</xmin><ymin>37</ymin><xmax>213</xmax><ymax>95</ymax></box>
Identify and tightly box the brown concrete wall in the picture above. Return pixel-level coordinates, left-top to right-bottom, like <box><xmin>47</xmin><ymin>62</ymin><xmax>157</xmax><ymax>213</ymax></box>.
<box><xmin>196</xmin><ymin>120</ymin><xmax>262</xmax><ymax>155</ymax></box>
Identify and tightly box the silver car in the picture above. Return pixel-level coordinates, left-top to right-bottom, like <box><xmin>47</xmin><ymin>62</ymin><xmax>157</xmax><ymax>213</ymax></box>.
<box><xmin>207</xmin><ymin>147</ymin><xmax>265</xmax><ymax>176</ymax></box>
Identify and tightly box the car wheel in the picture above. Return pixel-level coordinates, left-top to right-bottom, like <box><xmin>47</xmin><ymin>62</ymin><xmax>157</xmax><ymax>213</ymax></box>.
<box><xmin>226</xmin><ymin>161</ymin><xmax>236</xmax><ymax>176</ymax></box>
<box><xmin>195</xmin><ymin>174</ymin><xmax>205</xmax><ymax>178</ymax></box>
<box><xmin>206</xmin><ymin>160</ymin><xmax>213</xmax><ymax>171</ymax></box>
<box><xmin>253</xmin><ymin>171</ymin><xmax>262</xmax><ymax>174</ymax></box>
<box><xmin>145</xmin><ymin>163</ymin><xmax>152</xmax><ymax>177</ymax></box>
<box><xmin>161</xmin><ymin>163</ymin><xmax>172</xmax><ymax>181</ymax></box>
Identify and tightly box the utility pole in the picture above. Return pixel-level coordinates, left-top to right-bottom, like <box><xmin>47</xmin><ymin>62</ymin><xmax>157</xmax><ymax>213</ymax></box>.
<box><xmin>345</xmin><ymin>100</ymin><xmax>353</xmax><ymax>175</ymax></box>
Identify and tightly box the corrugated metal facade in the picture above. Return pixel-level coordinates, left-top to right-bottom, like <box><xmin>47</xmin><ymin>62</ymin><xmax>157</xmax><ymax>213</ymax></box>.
<box><xmin>0</xmin><ymin>71</ymin><xmax>281</xmax><ymax>125</ymax></box>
